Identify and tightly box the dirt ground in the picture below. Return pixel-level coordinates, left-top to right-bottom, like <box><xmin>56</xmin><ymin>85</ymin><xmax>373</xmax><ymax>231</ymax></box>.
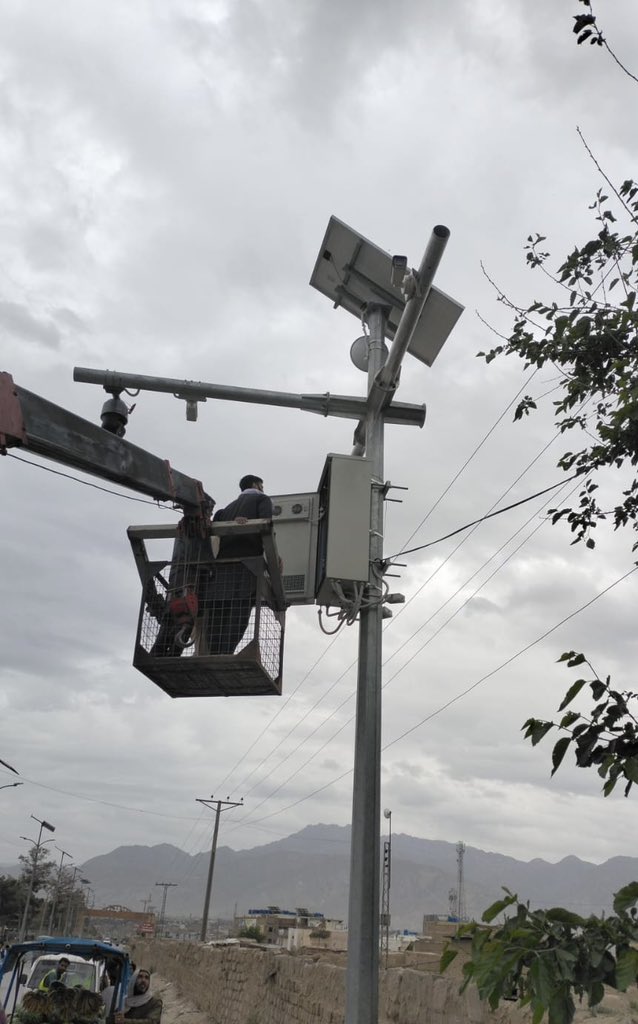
<box><xmin>151</xmin><ymin>974</ymin><xmax>211</xmax><ymax>1024</ymax></box>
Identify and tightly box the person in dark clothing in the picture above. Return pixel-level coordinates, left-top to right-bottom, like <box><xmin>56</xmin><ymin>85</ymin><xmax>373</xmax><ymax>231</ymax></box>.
<box><xmin>114</xmin><ymin>968</ymin><xmax>162</xmax><ymax>1024</ymax></box>
<box><xmin>203</xmin><ymin>474</ymin><xmax>273</xmax><ymax>655</ymax></box>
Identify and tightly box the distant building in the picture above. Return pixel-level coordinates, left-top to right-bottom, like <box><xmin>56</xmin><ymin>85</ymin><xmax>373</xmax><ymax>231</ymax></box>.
<box><xmin>237</xmin><ymin>907</ymin><xmax>347</xmax><ymax>951</ymax></box>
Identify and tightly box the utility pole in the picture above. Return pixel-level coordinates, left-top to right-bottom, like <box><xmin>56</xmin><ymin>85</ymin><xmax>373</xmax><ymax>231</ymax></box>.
<box><xmin>72</xmin><ymin>217</ymin><xmax>461</xmax><ymax>1023</ymax></box>
<box><xmin>456</xmin><ymin>841</ymin><xmax>466</xmax><ymax>923</ymax></box>
<box><xmin>48</xmin><ymin>847</ymin><xmax>72</xmax><ymax>933</ymax></box>
<box><xmin>196</xmin><ymin>797</ymin><xmax>243</xmax><ymax>942</ymax></box>
<box><xmin>155</xmin><ymin>882</ymin><xmax>177</xmax><ymax>938</ymax></box>
<box><xmin>18</xmin><ymin>815</ymin><xmax>56</xmax><ymax>940</ymax></box>
<box><xmin>140</xmin><ymin>894</ymin><xmax>152</xmax><ymax>914</ymax></box>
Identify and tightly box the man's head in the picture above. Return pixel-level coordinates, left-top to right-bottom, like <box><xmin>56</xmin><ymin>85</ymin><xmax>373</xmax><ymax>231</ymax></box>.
<box><xmin>239</xmin><ymin>475</ymin><xmax>263</xmax><ymax>492</ymax></box>
<box><xmin>133</xmin><ymin>970</ymin><xmax>151</xmax><ymax>996</ymax></box>
<box><xmin>57</xmin><ymin>959</ymin><xmax>69</xmax><ymax>976</ymax></box>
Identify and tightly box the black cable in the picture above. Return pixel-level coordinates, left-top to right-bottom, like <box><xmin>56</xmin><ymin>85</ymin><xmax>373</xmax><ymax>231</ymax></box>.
<box><xmin>383</xmin><ymin>474</ymin><xmax>578</xmax><ymax>562</ymax></box>
<box><xmin>227</xmin><ymin>565</ymin><xmax>637</xmax><ymax>831</ymax></box>
<box><xmin>5</xmin><ymin>452</ymin><xmax>173</xmax><ymax>508</ymax></box>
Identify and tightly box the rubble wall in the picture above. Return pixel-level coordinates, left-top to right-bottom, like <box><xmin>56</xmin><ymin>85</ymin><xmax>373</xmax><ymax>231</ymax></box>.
<box><xmin>132</xmin><ymin>940</ymin><xmax>488</xmax><ymax>1024</ymax></box>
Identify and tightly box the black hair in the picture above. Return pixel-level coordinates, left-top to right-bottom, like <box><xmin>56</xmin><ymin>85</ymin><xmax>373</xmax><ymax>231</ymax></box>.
<box><xmin>239</xmin><ymin>475</ymin><xmax>263</xmax><ymax>491</ymax></box>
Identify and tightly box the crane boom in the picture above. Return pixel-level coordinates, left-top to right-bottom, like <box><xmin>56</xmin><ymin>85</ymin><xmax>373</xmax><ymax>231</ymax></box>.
<box><xmin>0</xmin><ymin>372</ymin><xmax>213</xmax><ymax>513</ymax></box>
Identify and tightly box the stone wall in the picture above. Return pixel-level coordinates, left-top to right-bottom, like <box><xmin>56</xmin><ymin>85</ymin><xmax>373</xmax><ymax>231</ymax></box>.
<box><xmin>131</xmin><ymin>940</ymin><xmax>489</xmax><ymax>1024</ymax></box>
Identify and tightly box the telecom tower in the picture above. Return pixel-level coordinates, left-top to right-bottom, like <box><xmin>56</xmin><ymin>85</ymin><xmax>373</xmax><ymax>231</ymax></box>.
<box><xmin>456</xmin><ymin>841</ymin><xmax>466</xmax><ymax>922</ymax></box>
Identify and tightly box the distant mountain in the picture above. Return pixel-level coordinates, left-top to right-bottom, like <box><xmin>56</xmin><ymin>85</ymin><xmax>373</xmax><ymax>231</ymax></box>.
<box><xmin>76</xmin><ymin>825</ymin><xmax>638</xmax><ymax>932</ymax></box>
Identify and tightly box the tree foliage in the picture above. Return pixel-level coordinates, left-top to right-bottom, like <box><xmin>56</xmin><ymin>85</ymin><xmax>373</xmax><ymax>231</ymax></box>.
<box><xmin>442</xmin><ymin>885</ymin><xmax>638</xmax><ymax>1024</ymax></box>
<box><xmin>443</xmin><ymin>657</ymin><xmax>638</xmax><ymax>1024</ymax></box>
<box><xmin>479</xmin><ymin>181</ymin><xmax>638</xmax><ymax>552</ymax></box>
<box><xmin>523</xmin><ymin>652</ymin><xmax>638</xmax><ymax>798</ymax></box>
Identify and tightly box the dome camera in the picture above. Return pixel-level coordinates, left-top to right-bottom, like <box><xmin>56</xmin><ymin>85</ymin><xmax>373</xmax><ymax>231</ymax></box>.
<box><xmin>100</xmin><ymin>394</ymin><xmax>129</xmax><ymax>437</ymax></box>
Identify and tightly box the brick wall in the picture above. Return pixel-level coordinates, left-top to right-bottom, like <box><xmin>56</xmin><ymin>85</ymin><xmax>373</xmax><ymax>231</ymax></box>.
<box><xmin>132</xmin><ymin>940</ymin><xmax>491</xmax><ymax>1024</ymax></box>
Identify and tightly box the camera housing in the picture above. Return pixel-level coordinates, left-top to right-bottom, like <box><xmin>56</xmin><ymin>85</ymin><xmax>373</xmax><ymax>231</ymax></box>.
<box><xmin>100</xmin><ymin>394</ymin><xmax>129</xmax><ymax>437</ymax></box>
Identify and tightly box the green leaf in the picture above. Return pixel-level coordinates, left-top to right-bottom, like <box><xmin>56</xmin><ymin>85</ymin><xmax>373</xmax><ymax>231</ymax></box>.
<box><xmin>551</xmin><ymin>737</ymin><xmax>571</xmax><ymax>775</ymax></box>
<box><xmin>623</xmin><ymin>757</ymin><xmax>638</xmax><ymax>784</ymax></box>
<box><xmin>588</xmin><ymin>981</ymin><xmax>605</xmax><ymax>1007</ymax></box>
<box><xmin>615</xmin><ymin>948</ymin><xmax>638</xmax><ymax>990</ymax></box>
<box><xmin>558</xmin><ymin>679</ymin><xmax>587</xmax><ymax>711</ymax></box>
<box><xmin>545</xmin><ymin>908</ymin><xmax>585</xmax><ymax>927</ymax></box>
<box><xmin>482</xmin><ymin>893</ymin><xmax>516</xmax><ymax>922</ymax></box>
<box><xmin>548</xmin><ymin>990</ymin><xmax>575</xmax><ymax>1024</ymax></box>
<box><xmin>558</xmin><ymin>711</ymin><xmax>580</xmax><ymax>729</ymax></box>
<box><xmin>440</xmin><ymin>946</ymin><xmax>458</xmax><ymax>972</ymax></box>
<box><xmin>613</xmin><ymin>881</ymin><xmax>638</xmax><ymax>914</ymax></box>
<box><xmin>567</xmin><ymin>653</ymin><xmax>586</xmax><ymax>667</ymax></box>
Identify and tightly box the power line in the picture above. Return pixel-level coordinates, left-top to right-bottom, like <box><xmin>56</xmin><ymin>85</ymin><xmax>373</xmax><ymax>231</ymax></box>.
<box><xmin>5</xmin><ymin>452</ymin><xmax>174</xmax><ymax>508</ymax></box>
<box><xmin>226</xmin><ymin>565</ymin><xmax>637</xmax><ymax>832</ymax></box>
<box><xmin>383</xmin><ymin>474</ymin><xmax>578</xmax><ymax>562</ymax></box>
<box><xmin>215</xmin><ymin>372</ymin><xmax>546</xmax><ymax>798</ymax></box>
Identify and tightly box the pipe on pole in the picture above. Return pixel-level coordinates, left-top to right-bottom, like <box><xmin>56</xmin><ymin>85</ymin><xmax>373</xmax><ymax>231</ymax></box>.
<box><xmin>352</xmin><ymin>225</ymin><xmax>450</xmax><ymax>455</ymax></box>
<box><xmin>72</xmin><ymin>367</ymin><xmax>425</xmax><ymax>428</ymax></box>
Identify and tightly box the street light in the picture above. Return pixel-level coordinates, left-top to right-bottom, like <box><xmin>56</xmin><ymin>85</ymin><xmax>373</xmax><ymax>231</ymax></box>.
<box><xmin>18</xmin><ymin>816</ymin><xmax>55</xmax><ymax>940</ymax></box>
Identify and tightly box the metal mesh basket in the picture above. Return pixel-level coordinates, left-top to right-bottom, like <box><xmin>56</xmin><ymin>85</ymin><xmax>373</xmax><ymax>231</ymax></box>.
<box><xmin>130</xmin><ymin>523</ymin><xmax>285</xmax><ymax>697</ymax></box>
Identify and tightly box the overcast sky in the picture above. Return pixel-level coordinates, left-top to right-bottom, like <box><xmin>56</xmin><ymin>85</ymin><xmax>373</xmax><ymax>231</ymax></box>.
<box><xmin>1</xmin><ymin>0</ymin><xmax>637</xmax><ymax>905</ymax></box>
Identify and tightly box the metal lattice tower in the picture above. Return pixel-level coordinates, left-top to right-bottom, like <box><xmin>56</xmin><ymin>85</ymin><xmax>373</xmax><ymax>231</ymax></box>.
<box><xmin>456</xmin><ymin>842</ymin><xmax>466</xmax><ymax>922</ymax></box>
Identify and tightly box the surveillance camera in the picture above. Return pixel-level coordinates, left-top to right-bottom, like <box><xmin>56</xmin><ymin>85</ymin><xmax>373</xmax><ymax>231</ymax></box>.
<box><xmin>100</xmin><ymin>395</ymin><xmax>129</xmax><ymax>437</ymax></box>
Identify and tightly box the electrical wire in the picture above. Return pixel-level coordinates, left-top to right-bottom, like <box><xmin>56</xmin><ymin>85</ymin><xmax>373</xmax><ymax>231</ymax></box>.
<box><xmin>5</xmin><ymin>452</ymin><xmax>175</xmax><ymax>508</ymax></box>
<box><xmin>226</xmin><ymin>564</ymin><xmax>637</xmax><ymax>832</ymax></box>
<box><xmin>383</xmin><ymin>474</ymin><xmax>578</xmax><ymax>562</ymax></box>
<box><xmin>229</xmin><ymin>473</ymin><xmax>582</xmax><ymax>822</ymax></box>
<box><xmin>0</xmin><ymin>767</ymin><xmax>203</xmax><ymax>821</ymax></box>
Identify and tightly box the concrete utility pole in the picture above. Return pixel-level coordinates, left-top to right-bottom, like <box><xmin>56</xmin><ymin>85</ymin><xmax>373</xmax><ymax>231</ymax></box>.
<box><xmin>18</xmin><ymin>815</ymin><xmax>55</xmax><ymax>941</ymax></box>
<box><xmin>197</xmin><ymin>797</ymin><xmax>243</xmax><ymax>942</ymax></box>
<box><xmin>155</xmin><ymin>882</ymin><xmax>177</xmax><ymax>938</ymax></box>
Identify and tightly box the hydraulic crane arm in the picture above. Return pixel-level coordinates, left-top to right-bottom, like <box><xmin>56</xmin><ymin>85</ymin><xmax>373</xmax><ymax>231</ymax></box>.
<box><xmin>0</xmin><ymin>372</ymin><xmax>213</xmax><ymax>513</ymax></box>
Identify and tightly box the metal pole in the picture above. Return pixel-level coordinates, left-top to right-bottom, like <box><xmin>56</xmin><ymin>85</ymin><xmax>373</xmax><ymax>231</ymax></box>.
<box><xmin>345</xmin><ymin>303</ymin><xmax>387</xmax><ymax>1024</ymax></box>
<box><xmin>63</xmin><ymin>867</ymin><xmax>80</xmax><ymax>935</ymax></box>
<box><xmin>197</xmin><ymin>797</ymin><xmax>242</xmax><ymax>942</ymax></box>
<box><xmin>49</xmin><ymin>848</ymin><xmax>72</xmax><ymax>933</ymax></box>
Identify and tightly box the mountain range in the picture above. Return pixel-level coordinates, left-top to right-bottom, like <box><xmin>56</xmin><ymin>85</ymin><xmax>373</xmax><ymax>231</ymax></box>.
<box><xmin>5</xmin><ymin>825</ymin><xmax>638</xmax><ymax>932</ymax></box>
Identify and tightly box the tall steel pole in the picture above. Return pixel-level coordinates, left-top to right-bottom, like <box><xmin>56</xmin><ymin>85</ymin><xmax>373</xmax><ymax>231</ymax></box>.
<box><xmin>345</xmin><ymin>303</ymin><xmax>387</xmax><ymax>1024</ymax></box>
<box><xmin>197</xmin><ymin>797</ymin><xmax>243</xmax><ymax>942</ymax></box>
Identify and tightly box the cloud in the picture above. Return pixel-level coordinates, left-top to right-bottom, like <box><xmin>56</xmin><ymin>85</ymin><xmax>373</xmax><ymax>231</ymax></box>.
<box><xmin>0</xmin><ymin>299</ymin><xmax>60</xmax><ymax>348</ymax></box>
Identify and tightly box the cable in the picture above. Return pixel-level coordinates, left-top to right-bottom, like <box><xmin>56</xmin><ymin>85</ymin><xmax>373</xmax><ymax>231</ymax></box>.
<box><xmin>395</xmin><ymin>368</ymin><xmax>539</xmax><ymax>555</ymax></box>
<box><xmin>383</xmin><ymin>565</ymin><xmax>638</xmax><ymax>751</ymax></box>
<box><xmin>5</xmin><ymin>453</ymin><xmax>175</xmax><ymax>508</ymax></box>
<box><xmin>383</xmin><ymin>475</ymin><xmax>578</xmax><ymax>563</ymax></box>
<box><xmin>231</xmin><ymin>474</ymin><xmax>581</xmax><ymax>821</ymax></box>
<box><xmin>0</xmin><ymin>767</ymin><xmax>204</xmax><ymax>821</ymax></box>
<box><xmin>228</xmin><ymin>565</ymin><xmax>637</xmax><ymax>831</ymax></box>
<box><xmin>215</xmin><ymin>374</ymin><xmax>546</xmax><ymax>799</ymax></box>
